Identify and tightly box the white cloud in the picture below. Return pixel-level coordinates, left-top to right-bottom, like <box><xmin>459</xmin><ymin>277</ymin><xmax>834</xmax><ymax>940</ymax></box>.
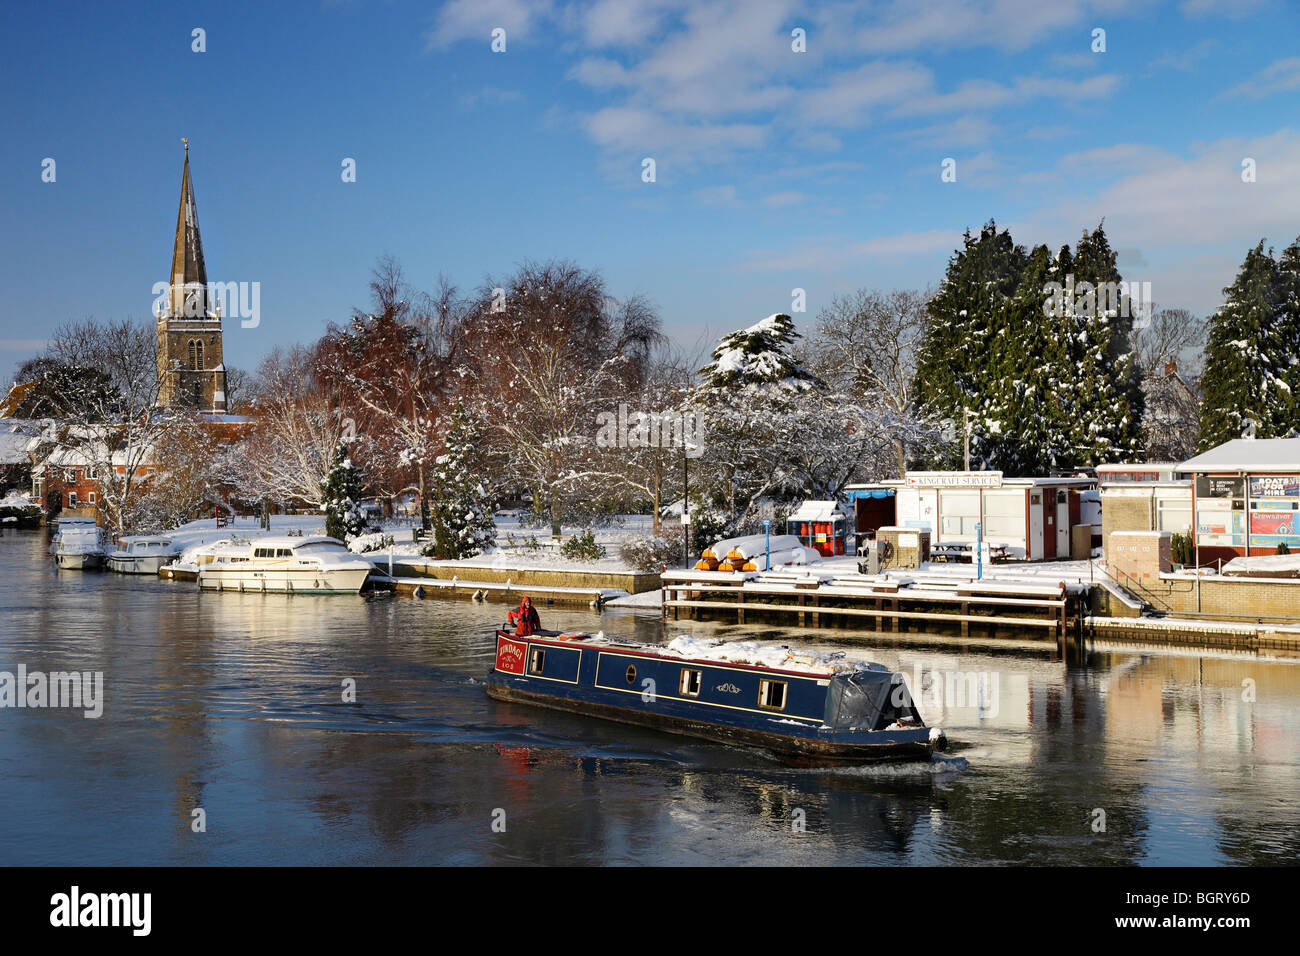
<box><xmin>427</xmin><ymin>0</ymin><xmax>554</xmax><ymax>48</ymax></box>
<box><xmin>1219</xmin><ymin>57</ymin><xmax>1300</xmax><ymax>100</ymax></box>
<box><xmin>694</xmin><ymin>184</ymin><xmax>741</xmax><ymax>207</ymax></box>
<box><xmin>761</xmin><ymin>191</ymin><xmax>808</xmax><ymax>207</ymax></box>
<box><xmin>1023</xmin><ymin>129</ymin><xmax>1300</xmax><ymax>249</ymax></box>
<box><xmin>742</xmin><ymin>229</ymin><xmax>964</xmax><ymax>272</ymax></box>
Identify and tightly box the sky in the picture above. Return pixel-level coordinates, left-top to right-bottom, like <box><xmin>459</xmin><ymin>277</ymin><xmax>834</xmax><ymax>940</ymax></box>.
<box><xmin>2</xmin><ymin>0</ymin><xmax>1299</xmax><ymax>382</ymax></box>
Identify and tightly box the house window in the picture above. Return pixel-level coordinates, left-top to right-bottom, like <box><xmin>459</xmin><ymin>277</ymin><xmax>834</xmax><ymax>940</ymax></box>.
<box><xmin>679</xmin><ymin>669</ymin><xmax>702</xmax><ymax>697</ymax></box>
<box><xmin>758</xmin><ymin>679</ymin><xmax>787</xmax><ymax>711</ymax></box>
<box><xmin>67</xmin><ymin>492</ymin><xmax>77</xmax><ymax>508</ymax></box>
<box><xmin>529</xmin><ymin>648</ymin><xmax>546</xmax><ymax>674</ymax></box>
<box><xmin>87</xmin><ymin>492</ymin><xmax>96</xmax><ymax>505</ymax></box>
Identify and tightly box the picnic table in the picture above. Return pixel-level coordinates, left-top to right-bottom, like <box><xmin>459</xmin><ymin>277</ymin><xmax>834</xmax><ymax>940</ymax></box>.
<box><xmin>929</xmin><ymin>542</ymin><xmax>1010</xmax><ymax>564</ymax></box>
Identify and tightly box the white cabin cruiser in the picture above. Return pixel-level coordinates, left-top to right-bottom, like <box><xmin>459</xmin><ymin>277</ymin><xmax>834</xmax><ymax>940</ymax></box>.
<box><xmin>51</xmin><ymin>519</ymin><xmax>106</xmax><ymax>570</ymax></box>
<box><xmin>107</xmin><ymin>536</ymin><xmax>182</xmax><ymax>574</ymax></box>
<box><xmin>197</xmin><ymin>536</ymin><xmax>373</xmax><ymax>594</ymax></box>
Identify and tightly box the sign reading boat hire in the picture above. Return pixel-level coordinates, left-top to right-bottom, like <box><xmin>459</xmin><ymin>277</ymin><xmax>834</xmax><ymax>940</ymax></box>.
<box><xmin>1250</xmin><ymin>476</ymin><xmax>1300</xmax><ymax>498</ymax></box>
<box><xmin>905</xmin><ymin>471</ymin><xmax>1002</xmax><ymax>488</ymax></box>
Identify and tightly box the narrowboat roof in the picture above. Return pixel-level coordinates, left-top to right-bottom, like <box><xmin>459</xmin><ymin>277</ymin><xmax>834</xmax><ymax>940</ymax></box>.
<box><xmin>518</xmin><ymin>632</ymin><xmax>893</xmax><ymax>680</ymax></box>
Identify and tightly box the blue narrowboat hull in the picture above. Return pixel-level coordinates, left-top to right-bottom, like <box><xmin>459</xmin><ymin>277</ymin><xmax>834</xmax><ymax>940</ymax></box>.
<box><xmin>485</xmin><ymin>631</ymin><xmax>941</xmax><ymax>764</ymax></box>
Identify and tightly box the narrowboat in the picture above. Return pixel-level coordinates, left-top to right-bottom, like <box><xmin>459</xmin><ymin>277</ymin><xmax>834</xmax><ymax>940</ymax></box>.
<box><xmin>486</xmin><ymin>631</ymin><xmax>945</xmax><ymax>764</ymax></box>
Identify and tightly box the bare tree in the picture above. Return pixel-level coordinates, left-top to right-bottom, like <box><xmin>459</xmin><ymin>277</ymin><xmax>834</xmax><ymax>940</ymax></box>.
<box><xmin>42</xmin><ymin>318</ymin><xmax>171</xmax><ymax>535</ymax></box>
<box><xmin>458</xmin><ymin>260</ymin><xmax>665</xmax><ymax>536</ymax></box>
<box><xmin>809</xmin><ymin>289</ymin><xmax>932</xmax><ymax>477</ymax></box>
<box><xmin>1131</xmin><ymin>306</ymin><xmax>1206</xmax><ymax>459</ymax></box>
<box><xmin>239</xmin><ymin>345</ymin><xmax>343</xmax><ymax>508</ymax></box>
<box><xmin>316</xmin><ymin>258</ymin><xmax>466</xmax><ymax>526</ymax></box>
<box><xmin>609</xmin><ymin>346</ymin><xmax>696</xmax><ymax>536</ymax></box>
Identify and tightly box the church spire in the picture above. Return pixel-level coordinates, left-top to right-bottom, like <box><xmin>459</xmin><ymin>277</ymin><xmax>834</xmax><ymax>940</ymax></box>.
<box><xmin>168</xmin><ymin>138</ymin><xmax>209</xmax><ymax>317</ymax></box>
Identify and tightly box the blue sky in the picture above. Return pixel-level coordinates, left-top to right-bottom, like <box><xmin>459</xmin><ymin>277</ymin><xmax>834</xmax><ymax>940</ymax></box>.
<box><xmin>2</xmin><ymin>0</ymin><xmax>1299</xmax><ymax>382</ymax></box>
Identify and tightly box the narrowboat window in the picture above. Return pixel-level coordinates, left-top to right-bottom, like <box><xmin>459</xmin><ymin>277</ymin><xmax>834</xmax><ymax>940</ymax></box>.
<box><xmin>679</xmin><ymin>669</ymin><xmax>702</xmax><ymax>697</ymax></box>
<box><xmin>758</xmin><ymin>679</ymin><xmax>787</xmax><ymax>711</ymax></box>
<box><xmin>529</xmin><ymin>648</ymin><xmax>546</xmax><ymax>674</ymax></box>
<box><xmin>625</xmin><ymin>664</ymin><xmax>637</xmax><ymax>685</ymax></box>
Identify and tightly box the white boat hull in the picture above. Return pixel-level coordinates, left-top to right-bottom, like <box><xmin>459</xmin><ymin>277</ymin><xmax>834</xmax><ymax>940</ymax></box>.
<box><xmin>198</xmin><ymin>566</ymin><xmax>371</xmax><ymax>594</ymax></box>
<box><xmin>56</xmin><ymin>552</ymin><xmax>104</xmax><ymax>570</ymax></box>
<box><xmin>107</xmin><ymin>553</ymin><xmax>176</xmax><ymax>574</ymax></box>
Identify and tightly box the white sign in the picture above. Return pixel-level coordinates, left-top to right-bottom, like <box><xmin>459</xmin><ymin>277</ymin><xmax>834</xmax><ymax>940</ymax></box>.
<box><xmin>681</xmin><ymin>512</ymin><xmax>691</xmax><ymax>525</ymax></box>
<box><xmin>905</xmin><ymin>471</ymin><xmax>1003</xmax><ymax>488</ymax></box>
<box><xmin>899</xmin><ymin>533</ymin><xmax>919</xmax><ymax>547</ymax></box>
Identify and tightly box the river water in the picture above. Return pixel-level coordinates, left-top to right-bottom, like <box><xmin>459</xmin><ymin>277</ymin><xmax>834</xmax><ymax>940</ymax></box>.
<box><xmin>1</xmin><ymin>527</ymin><xmax>1297</xmax><ymax>866</ymax></box>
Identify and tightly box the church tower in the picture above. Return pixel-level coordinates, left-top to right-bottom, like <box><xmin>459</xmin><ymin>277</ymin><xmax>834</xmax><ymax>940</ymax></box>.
<box><xmin>156</xmin><ymin>140</ymin><xmax>227</xmax><ymax>413</ymax></box>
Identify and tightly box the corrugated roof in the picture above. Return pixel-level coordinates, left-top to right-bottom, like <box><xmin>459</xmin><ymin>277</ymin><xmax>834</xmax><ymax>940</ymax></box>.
<box><xmin>1179</xmin><ymin>438</ymin><xmax>1300</xmax><ymax>472</ymax></box>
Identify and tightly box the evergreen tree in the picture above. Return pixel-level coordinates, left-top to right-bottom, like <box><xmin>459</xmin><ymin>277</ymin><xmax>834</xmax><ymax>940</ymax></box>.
<box><xmin>915</xmin><ymin>221</ymin><xmax>1145</xmax><ymax>474</ymax></box>
<box><xmin>1198</xmin><ymin>240</ymin><xmax>1294</xmax><ymax>449</ymax></box>
<box><xmin>691</xmin><ymin>314</ymin><xmax>822</xmax><ymax>531</ymax></box>
<box><xmin>427</xmin><ymin>404</ymin><xmax>496</xmax><ymax>559</ymax></box>
<box><xmin>914</xmin><ymin>221</ymin><xmax>1027</xmax><ymax>468</ymax></box>
<box><xmin>1051</xmin><ymin>225</ymin><xmax>1145</xmax><ymax>466</ymax></box>
<box><xmin>321</xmin><ymin>443</ymin><xmax>368</xmax><ymax>541</ymax></box>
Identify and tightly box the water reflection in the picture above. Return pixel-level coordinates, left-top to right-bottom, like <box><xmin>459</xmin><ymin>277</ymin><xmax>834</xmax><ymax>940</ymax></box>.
<box><xmin>1</xmin><ymin>528</ymin><xmax>1297</xmax><ymax>865</ymax></box>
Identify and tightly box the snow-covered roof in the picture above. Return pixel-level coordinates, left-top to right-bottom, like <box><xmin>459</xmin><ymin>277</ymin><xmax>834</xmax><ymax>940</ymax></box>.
<box><xmin>787</xmin><ymin>500</ymin><xmax>848</xmax><ymax>522</ymax></box>
<box><xmin>1179</xmin><ymin>438</ymin><xmax>1300</xmax><ymax>473</ymax></box>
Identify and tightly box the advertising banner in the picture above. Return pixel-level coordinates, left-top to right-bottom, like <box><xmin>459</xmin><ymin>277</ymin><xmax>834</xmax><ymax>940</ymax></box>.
<box><xmin>1249</xmin><ymin>476</ymin><xmax>1300</xmax><ymax>498</ymax></box>
<box><xmin>1250</xmin><ymin>511</ymin><xmax>1298</xmax><ymax>536</ymax></box>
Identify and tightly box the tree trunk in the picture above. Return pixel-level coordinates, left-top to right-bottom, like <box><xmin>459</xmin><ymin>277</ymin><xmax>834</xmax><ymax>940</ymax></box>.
<box><xmin>651</xmin><ymin>482</ymin><xmax>661</xmax><ymax>537</ymax></box>
<box><xmin>895</xmin><ymin>436</ymin><xmax>906</xmax><ymax>478</ymax></box>
<box><xmin>418</xmin><ymin>462</ymin><xmax>430</xmax><ymax>531</ymax></box>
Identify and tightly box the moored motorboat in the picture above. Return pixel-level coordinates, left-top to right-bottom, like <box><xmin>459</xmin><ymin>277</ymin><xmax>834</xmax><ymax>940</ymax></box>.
<box><xmin>161</xmin><ymin>537</ymin><xmax>250</xmax><ymax>581</ymax></box>
<box><xmin>51</xmin><ymin>519</ymin><xmax>106</xmax><ymax>570</ymax></box>
<box><xmin>106</xmin><ymin>536</ymin><xmax>182</xmax><ymax>574</ymax></box>
<box><xmin>197</xmin><ymin>535</ymin><xmax>373</xmax><ymax>594</ymax></box>
<box><xmin>486</xmin><ymin>631</ymin><xmax>945</xmax><ymax>764</ymax></box>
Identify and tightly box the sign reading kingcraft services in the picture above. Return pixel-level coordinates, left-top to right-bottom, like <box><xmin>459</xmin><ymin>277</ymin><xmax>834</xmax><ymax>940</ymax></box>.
<box><xmin>905</xmin><ymin>471</ymin><xmax>1003</xmax><ymax>488</ymax></box>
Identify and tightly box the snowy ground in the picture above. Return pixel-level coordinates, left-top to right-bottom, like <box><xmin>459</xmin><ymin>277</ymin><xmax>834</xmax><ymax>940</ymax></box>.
<box><xmin>162</xmin><ymin>512</ymin><xmax>669</xmax><ymax>574</ymax></box>
<box><xmin>158</xmin><ymin>511</ymin><xmax>1110</xmax><ymax>593</ymax></box>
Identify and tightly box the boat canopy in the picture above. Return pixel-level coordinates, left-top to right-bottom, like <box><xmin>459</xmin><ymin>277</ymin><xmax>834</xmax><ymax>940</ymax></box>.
<box><xmin>825</xmin><ymin>670</ymin><xmax>922</xmax><ymax>731</ymax></box>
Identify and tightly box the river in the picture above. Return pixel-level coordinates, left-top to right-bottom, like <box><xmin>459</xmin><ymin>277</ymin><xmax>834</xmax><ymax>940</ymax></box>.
<box><xmin>1</xmin><ymin>527</ymin><xmax>1296</xmax><ymax>865</ymax></box>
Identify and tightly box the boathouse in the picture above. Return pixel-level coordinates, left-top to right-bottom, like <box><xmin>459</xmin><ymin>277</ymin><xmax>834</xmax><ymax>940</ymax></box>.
<box><xmin>846</xmin><ymin>471</ymin><xmax>1097</xmax><ymax>561</ymax></box>
<box><xmin>1177</xmin><ymin>438</ymin><xmax>1300</xmax><ymax>566</ymax></box>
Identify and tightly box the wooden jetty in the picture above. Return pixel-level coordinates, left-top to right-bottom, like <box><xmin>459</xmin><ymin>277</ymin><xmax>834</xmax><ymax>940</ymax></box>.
<box><xmin>661</xmin><ymin>569</ymin><xmax>1070</xmax><ymax>639</ymax></box>
<box><xmin>379</xmin><ymin>572</ymin><xmax>625</xmax><ymax>608</ymax></box>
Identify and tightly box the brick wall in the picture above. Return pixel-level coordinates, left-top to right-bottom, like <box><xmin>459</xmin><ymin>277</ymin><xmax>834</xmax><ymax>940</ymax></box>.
<box><xmin>1102</xmin><ymin>492</ymin><xmax>1154</xmax><ymax>564</ymax></box>
<box><xmin>1116</xmin><ymin>575</ymin><xmax>1300</xmax><ymax>622</ymax></box>
<box><xmin>1109</xmin><ymin>530</ymin><xmax>1170</xmax><ymax>581</ymax></box>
